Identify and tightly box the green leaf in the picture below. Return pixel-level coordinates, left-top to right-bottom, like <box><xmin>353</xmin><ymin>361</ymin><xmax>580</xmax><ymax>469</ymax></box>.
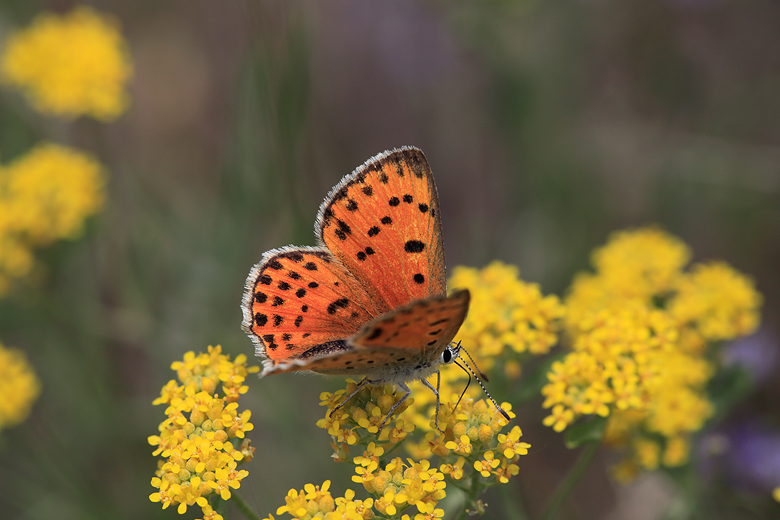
<box><xmin>564</xmin><ymin>416</ymin><xmax>607</xmax><ymax>449</ymax></box>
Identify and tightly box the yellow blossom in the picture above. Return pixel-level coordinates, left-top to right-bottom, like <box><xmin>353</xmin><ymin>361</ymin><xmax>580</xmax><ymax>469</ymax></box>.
<box><xmin>1</xmin><ymin>6</ymin><xmax>132</xmax><ymax>120</ymax></box>
<box><xmin>150</xmin><ymin>346</ymin><xmax>256</xmax><ymax>519</ymax></box>
<box><xmin>450</xmin><ymin>261</ymin><xmax>565</xmax><ymax>366</ymax></box>
<box><xmin>0</xmin><ymin>143</ymin><xmax>106</xmax><ymax>296</ymax></box>
<box><xmin>0</xmin><ymin>341</ymin><xmax>41</xmax><ymax>432</ymax></box>
<box><xmin>669</xmin><ymin>261</ymin><xmax>762</xmax><ymax>342</ymax></box>
<box><xmin>551</xmin><ymin>227</ymin><xmax>762</xmax><ymax>479</ymax></box>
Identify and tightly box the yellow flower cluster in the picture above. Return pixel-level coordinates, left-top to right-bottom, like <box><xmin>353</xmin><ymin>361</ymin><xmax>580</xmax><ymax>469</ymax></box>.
<box><xmin>317</xmin><ymin>381</ymin><xmax>417</xmax><ymax>460</ymax></box>
<box><xmin>670</xmin><ymin>261</ymin><xmax>762</xmax><ymax>345</ymax></box>
<box><xmin>450</xmin><ymin>261</ymin><xmax>565</xmax><ymax>373</ymax></box>
<box><xmin>353</xmin><ymin>456</ymin><xmax>446</xmax><ymax>517</ymax></box>
<box><xmin>149</xmin><ymin>346</ymin><xmax>259</xmax><ymax>519</ymax></box>
<box><xmin>543</xmin><ymin>227</ymin><xmax>762</xmax><ymax>477</ymax></box>
<box><xmin>403</xmin><ymin>262</ymin><xmax>564</xmax><ymax>431</ymax></box>
<box><xmin>0</xmin><ymin>341</ymin><xmax>41</xmax><ymax>432</ymax></box>
<box><xmin>266</xmin><ymin>481</ymin><xmax>374</xmax><ymax>520</ymax></box>
<box><xmin>1</xmin><ymin>6</ymin><xmax>132</xmax><ymax>120</ymax></box>
<box><xmin>0</xmin><ymin>143</ymin><xmax>105</xmax><ymax>296</ymax></box>
<box><xmin>287</xmin><ymin>380</ymin><xmax>528</xmax><ymax>519</ymax></box>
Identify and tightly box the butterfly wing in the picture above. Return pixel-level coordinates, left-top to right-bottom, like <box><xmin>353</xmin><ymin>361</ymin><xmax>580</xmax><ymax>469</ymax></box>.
<box><xmin>241</xmin><ymin>246</ymin><xmax>387</xmax><ymax>370</ymax></box>
<box><xmin>350</xmin><ymin>289</ymin><xmax>470</xmax><ymax>362</ymax></box>
<box><xmin>262</xmin><ymin>290</ymin><xmax>471</xmax><ymax>379</ymax></box>
<box><xmin>316</xmin><ymin>147</ymin><xmax>446</xmax><ymax>311</ymax></box>
<box><xmin>259</xmin><ymin>344</ymin><xmax>419</xmax><ymax>376</ymax></box>
<box><xmin>243</xmin><ymin>147</ymin><xmax>458</xmax><ymax>378</ymax></box>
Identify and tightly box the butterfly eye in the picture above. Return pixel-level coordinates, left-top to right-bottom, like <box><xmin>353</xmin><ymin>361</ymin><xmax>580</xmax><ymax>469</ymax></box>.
<box><xmin>441</xmin><ymin>346</ymin><xmax>456</xmax><ymax>364</ymax></box>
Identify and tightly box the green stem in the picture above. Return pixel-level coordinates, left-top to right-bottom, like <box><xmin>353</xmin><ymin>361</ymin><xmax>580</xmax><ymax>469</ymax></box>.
<box><xmin>540</xmin><ymin>441</ymin><xmax>599</xmax><ymax>520</ymax></box>
<box><xmin>453</xmin><ymin>476</ymin><xmax>486</xmax><ymax>520</ymax></box>
<box><xmin>232</xmin><ymin>490</ymin><xmax>264</xmax><ymax>520</ymax></box>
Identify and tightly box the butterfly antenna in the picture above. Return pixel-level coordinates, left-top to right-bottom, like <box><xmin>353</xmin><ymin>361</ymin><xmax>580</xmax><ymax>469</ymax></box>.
<box><xmin>452</xmin><ymin>360</ymin><xmax>471</xmax><ymax>410</ymax></box>
<box><xmin>453</xmin><ymin>344</ymin><xmax>511</xmax><ymax>421</ymax></box>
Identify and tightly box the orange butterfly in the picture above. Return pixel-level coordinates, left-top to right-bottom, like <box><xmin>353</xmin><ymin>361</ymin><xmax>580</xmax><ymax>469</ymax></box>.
<box><xmin>241</xmin><ymin>147</ymin><xmax>470</xmax><ymax>428</ymax></box>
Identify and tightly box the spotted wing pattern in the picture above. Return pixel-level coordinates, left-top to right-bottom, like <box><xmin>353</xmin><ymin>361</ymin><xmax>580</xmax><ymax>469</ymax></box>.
<box><xmin>350</xmin><ymin>289</ymin><xmax>470</xmax><ymax>361</ymax></box>
<box><xmin>261</xmin><ymin>290</ymin><xmax>470</xmax><ymax>377</ymax></box>
<box><xmin>316</xmin><ymin>147</ymin><xmax>446</xmax><ymax>311</ymax></box>
<box><xmin>242</xmin><ymin>146</ymin><xmax>463</xmax><ymax>379</ymax></box>
<box><xmin>241</xmin><ymin>246</ymin><xmax>385</xmax><ymax>362</ymax></box>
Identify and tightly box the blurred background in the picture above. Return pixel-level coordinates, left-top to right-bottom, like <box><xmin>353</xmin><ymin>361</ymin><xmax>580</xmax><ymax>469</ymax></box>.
<box><xmin>0</xmin><ymin>0</ymin><xmax>778</xmax><ymax>519</ymax></box>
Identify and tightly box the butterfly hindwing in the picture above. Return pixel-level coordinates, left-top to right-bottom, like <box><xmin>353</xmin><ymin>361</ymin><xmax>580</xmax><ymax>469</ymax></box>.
<box><xmin>262</xmin><ymin>344</ymin><xmax>420</xmax><ymax>376</ymax></box>
<box><xmin>316</xmin><ymin>147</ymin><xmax>446</xmax><ymax>312</ymax></box>
<box><xmin>241</xmin><ymin>246</ymin><xmax>385</xmax><ymax>363</ymax></box>
<box><xmin>350</xmin><ymin>289</ymin><xmax>471</xmax><ymax>362</ymax></box>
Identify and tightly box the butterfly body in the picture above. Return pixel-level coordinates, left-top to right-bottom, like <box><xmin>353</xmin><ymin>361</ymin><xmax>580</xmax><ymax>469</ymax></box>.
<box><xmin>242</xmin><ymin>147</ymin><xmax>469</xmax><ymax>408</ymax></box>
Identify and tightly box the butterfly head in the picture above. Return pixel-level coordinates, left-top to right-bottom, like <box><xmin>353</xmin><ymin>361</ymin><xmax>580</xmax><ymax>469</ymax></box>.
<box><xmin>447</xmin><ymin>341</ymin><xmax>511</xmax><ymax>421</ymax></box>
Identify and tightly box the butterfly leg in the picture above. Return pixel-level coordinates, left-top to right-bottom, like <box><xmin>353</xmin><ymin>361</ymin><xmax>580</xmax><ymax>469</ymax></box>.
<box><xmin>421</xmin><ymin>370</ymin><xmax>444</xmax><ymax>433</ymax></box>
<box><xmin>377</xmin><ymin>381</ymin><xmax>412</xmax><ymax>430</ymax></box>
<box><xmin>329</xmin><ymin>377</ymin><xmax>371</xmax><ymax>418</ymax></box>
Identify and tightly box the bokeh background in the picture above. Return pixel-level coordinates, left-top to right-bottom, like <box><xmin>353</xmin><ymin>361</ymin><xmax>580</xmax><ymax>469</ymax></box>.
<box><xmin>0</xmin><ymin>1</ymin><xmax>779</xmax><ymax>519</ymax></box>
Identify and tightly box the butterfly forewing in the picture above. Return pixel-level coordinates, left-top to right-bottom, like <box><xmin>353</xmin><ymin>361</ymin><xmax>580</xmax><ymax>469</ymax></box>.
<box><xmin>316</xmin><ymin>147</ymin><xmax>446</xmax><ymax>312</ymax></box>
<box><xmin>242</xmin><ymin>246</ymin><xmax>385</xmax><ymax>363</ymax></box>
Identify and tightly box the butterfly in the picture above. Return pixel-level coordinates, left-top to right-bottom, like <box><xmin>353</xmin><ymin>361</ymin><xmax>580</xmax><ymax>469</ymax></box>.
<box><xmin>241</xmin><ymin>146</ymin><xmax>471</xmax><ymax>429</ymax></box>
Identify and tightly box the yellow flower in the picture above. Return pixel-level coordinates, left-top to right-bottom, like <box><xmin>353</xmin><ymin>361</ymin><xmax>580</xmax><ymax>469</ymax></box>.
<box><xmin>773</xmin><ymin>487</ymin><xmax>780</xmax><ymax>503</ymax></box>
<box><xmin>318</xmin><ymin>380</ymin><xmax>417</xmax><ymax>459</ymax></box>
<box><xmin>669</xmin><ymin>261</ymin><xmax>762</xmax><ymax>342</ymax></box>
<box><xmin>565</xmin><ymin>227</ymin><xmax>690</xmax><ymax>329</ymax></box>
<box><xmin>445</xmin><ymin>435</ymin><xmax>473</xmax><ymax>456</ymax></box>
<box><xmin>450</xmin><ymin>261</ymin><xmax>565</xmax><ymax>367</ymax></box>
<box><xmin>0</xmin><ymin>143</ymin><xmax>106</xmax><ymax>296</ymax></box>
<box><xmin>150</xmin><ymin>346</ymin><xmax>256</xmax><ymax>519</ymax></box>
<box><xmin>553</xmin><ymin>227</ymin><xmax>762</xmax><ymax>480</ymax></box>
<box><xmin>473</xmin><ymin>451</ymin><xmax>500</xmax><ymax>478</ymax></box>
<box><xmin>0</xmin><ymin>341</ymin><xmax>41</xmax><ymax>432</ymax></box>
<box><xmin>1</xmin><ymin>6</ymin><xmax>132</xmax><ymax>120</ymax></box>
<box><xmin>497</xmin><ymin>426</ymin><xmax>531</xmax><ymax>459</ymax></box>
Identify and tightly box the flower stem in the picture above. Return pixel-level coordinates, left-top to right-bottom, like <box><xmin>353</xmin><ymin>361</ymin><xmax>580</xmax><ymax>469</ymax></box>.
<box><xmin>453</xmin><ymin>475</ymin><xmax>486</xmax><ymax>520</ymax></box>
<box><xmin>232</xmin><ymin>491</ymin><xmax>264</xmax><ymax>520</ymax></box>
<box><xmin>540</xmin><ymin>441</ymin><xmax>599</xmax><ymax>520</ymax></box>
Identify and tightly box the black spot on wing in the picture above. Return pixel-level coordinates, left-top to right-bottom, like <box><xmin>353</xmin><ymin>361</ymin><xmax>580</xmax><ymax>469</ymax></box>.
<box><xmin>327</xmin><ymin>298</ymin><xmax>350</xmax><ymax>315</ymax></box>
<box><xmin>404</xmin><ymin>240</ymin><xmax>425</xmax><ymax>253</ymax></box>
